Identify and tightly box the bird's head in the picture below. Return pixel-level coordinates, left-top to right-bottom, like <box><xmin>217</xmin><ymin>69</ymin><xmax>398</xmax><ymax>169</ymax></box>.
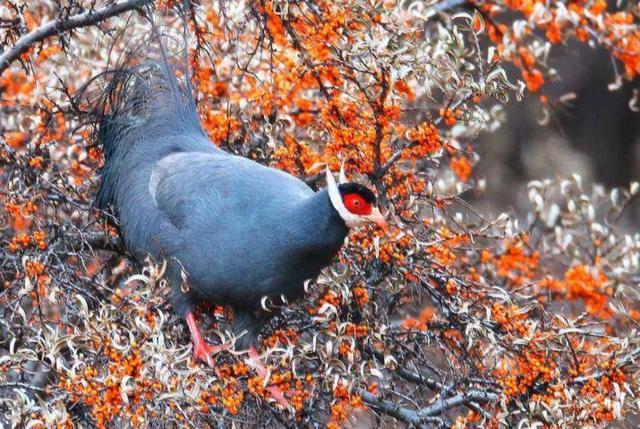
<box><xmin>325</xmin><ymin>167</ymin><xmax>387</xmax><ymax>230</ymax></box>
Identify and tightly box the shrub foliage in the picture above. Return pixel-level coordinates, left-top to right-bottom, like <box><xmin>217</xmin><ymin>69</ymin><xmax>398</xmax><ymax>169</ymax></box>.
<box><xmin>1</xmin><ymin>0</ymin><xmax>640</xmax><ymax>427</ymax></box>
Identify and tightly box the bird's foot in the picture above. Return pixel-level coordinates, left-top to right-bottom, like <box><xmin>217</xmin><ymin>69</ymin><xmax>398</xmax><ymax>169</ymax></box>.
<box><xmin>246</xmin><ymin>347</ymin><xmax>290</xmax><ymax>408</ymax></box>
<box><xmin>186</xmin><ymin>311</ymin><xmax>229</xmax><ymax>371</ymax></box>
<box><xmin>192</xmin><ymin>340</ymin><xmax>229</xmax><ymax>368</ymax></box>
<box><xmin>266</xmin><ymin>385</ymin><xmax>289</xmax><ymax>408</ymax></box>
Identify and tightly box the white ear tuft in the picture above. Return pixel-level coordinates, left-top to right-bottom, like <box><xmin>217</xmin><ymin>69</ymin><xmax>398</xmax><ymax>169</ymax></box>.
<box><xmin>338</xmin><ymin>160</ymin><xmax>347</xmax><ymax>184</ymax></box>
<box><xmin>325</xmin><ymin>166</ymin><xmax>338</xmax><ymax>194</ymax></box>
<box><xmin>326</xmin><ymin>165</ymin><xmax>361</xmax><ymax>227</ymax></box>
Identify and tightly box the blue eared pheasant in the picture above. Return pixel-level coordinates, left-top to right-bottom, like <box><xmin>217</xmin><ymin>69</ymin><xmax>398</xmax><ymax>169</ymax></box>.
<box><xmin>93</xmin><ymin>32</ymin><xmax>386</xmax><ymax>381</ymax></box>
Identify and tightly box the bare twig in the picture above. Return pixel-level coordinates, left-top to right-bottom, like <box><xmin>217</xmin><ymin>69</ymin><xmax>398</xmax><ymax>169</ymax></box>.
<box><xmin>358</xmin><ymin>387</ymin><xmax>498</xmax><ymax>426</ymax></box>
<box><xmin>0</xmin><ymin>0</ymin><xmax>153</xmax><ymax>75</ymax></box>
<box><xmin>0</xmin><ymin>382</ymin><xmax>47</xmax><ymax>394</ymax></box>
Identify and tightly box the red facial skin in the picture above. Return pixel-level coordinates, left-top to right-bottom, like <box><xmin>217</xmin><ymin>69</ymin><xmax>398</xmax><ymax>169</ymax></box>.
<box><xmin>343</xmin><ymin>193</ymin><xmax>372</xmax><ymax>215</ymax></box>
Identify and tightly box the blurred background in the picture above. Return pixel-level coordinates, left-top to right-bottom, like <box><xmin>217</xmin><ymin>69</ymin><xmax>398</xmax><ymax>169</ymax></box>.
<box><xmin>475</xmin><ymin>40</ymin><xmax>640</xmax><ymax>215</ymax></box>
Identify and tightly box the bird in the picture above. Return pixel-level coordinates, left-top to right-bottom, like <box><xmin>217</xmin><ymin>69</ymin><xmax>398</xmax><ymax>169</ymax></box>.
<box><xmin>91</xmin><ymin>23</ymin><xmax>386</xmax><ymax>390</ymax></box>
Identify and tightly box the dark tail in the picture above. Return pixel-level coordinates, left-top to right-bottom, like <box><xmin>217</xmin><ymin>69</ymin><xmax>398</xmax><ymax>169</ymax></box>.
<box><xmin>81</xmin><ymin>7</ymin><xmax>214</xmax><ymax>209</ymax></box>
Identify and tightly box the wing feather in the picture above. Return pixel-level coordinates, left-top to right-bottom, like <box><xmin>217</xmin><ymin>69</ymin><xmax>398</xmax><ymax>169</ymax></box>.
<box><xmin>150</xmin><ymin>151</ymin><xmax>313</xmax><ymax>230</ymax></box>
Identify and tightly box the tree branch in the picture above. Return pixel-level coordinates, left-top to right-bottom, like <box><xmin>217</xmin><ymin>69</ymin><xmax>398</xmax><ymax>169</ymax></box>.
<box><xmin>357</xmin><ymin>387</ymin><xmax>498</xmax><ymax>426</ymax></box>
<box><xmin>0</xmin><ymin>0</ymin><xmax>153</xmax><ymax>76</ymax></box>
<box><xmin>418</xmin><ymin>389</ymin><xmax>498</xmax><ymax>417</ymax></box>
<box><xmin>357</xmin><ymin>389</ymin><xmax>432</xmax><ymax>427</ymax></box>
<box><xmin>0</xmin><ymin>382</ymin><xmax>47</xmax><ymax>394</ymax></box>
<box><xmin>573</xmin><ymin>347</ymin><xmax>640</xmax><ymax>384</ymax></box>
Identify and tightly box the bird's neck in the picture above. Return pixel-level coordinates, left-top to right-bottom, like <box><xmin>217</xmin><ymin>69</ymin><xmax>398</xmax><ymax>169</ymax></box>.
<box><xmin>293</xmin><ymin>188</ymin><xmax>349</xmax><ymax>254</ymax></box>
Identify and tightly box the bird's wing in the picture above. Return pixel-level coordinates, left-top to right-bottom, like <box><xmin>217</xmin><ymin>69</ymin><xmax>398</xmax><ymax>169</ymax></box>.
<box><xmin>150</xmin><ymin>151</ymin><xmax>313</xmax><ymax>229</ymax></box>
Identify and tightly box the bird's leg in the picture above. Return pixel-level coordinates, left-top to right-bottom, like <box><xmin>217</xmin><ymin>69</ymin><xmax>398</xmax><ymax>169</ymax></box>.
<box><xmin>185</xmin><ymin>311</ymin><xmax>227</xmax><ymax>368</ymax></box>
<box><xmin>246</xmin><ymin>347</ymin><xmax>289</xmax><ymax>407</ymax></box>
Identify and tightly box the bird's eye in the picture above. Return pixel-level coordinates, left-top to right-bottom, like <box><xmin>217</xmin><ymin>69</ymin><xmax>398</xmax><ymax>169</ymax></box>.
<box><xmin>343</xmin><ymin>193</ymin><xmax>371</xmax><ymax>215</ymax></box>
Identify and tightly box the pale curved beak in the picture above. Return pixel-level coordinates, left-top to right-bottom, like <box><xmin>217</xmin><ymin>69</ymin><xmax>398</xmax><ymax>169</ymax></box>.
<box><xmin>365</xmin><ymin>207</ymin><xmax>388</xmax><ymax>231</ymax></box>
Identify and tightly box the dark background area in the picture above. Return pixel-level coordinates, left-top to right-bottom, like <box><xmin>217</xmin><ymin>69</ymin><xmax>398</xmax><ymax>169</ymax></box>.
<box><xmin>475</xmin><ymin>41</ymin><xmax>640</xmax><ymax>214</ymax></box>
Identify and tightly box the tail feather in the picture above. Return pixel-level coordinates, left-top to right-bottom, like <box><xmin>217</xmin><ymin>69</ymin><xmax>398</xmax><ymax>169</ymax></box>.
<box><xmin>81</xmin><ymin>11</ymin><xmax>217</xmax><ymax>209</ymax></box>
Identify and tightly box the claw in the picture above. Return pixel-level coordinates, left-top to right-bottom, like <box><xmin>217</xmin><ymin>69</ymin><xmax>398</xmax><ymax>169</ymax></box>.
<box><xmin>193</xmin><ymin>340</ymin><xmax>227</xmax><ymax>367</ymax></box>
<box><xmin>186</xmin><ymin>311</ymin><xmax>228</xmax><ymax>371</ymax></box>
<box><xmin>246</xmin><ymin>347</ymin><xmax>290</xmax><ymax>408</ymax></box>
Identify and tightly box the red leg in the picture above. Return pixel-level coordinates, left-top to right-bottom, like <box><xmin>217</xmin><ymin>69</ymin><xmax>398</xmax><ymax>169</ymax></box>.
<box><xmin>186</xmin><ymin>311</ymin><xmax>227</xmax><ymax>368</ymax></box>
<box><xmin>246</xmin><ymin>347</ymin><xmax>289</xmax><ymax>407</ymax></box>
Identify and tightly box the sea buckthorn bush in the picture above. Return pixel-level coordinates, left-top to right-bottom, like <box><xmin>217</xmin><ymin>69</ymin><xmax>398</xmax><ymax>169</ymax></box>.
<box><xmin>1</xmin><ymin>0</ymin><xmax>639</xmax><ymax>427</ymax></box>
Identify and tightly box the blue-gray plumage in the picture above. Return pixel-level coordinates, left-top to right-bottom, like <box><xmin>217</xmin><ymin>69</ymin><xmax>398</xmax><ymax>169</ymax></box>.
<box><xmin>92</xmin><ymin>32</ymin><xmax>386</xmax><ymax>367</ymax></box>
